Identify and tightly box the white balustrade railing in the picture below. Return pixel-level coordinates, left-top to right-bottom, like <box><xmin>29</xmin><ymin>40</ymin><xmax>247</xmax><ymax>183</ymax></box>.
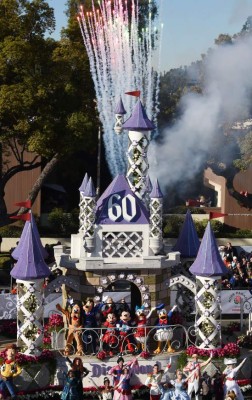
<box><xmin>52</xmin><ymin>324</ymin><xmax>195</xmax><ymax>357</ymax></box>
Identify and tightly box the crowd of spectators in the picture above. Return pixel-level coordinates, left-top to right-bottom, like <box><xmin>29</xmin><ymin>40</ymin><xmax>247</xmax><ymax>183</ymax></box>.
<box><xmin>218</xmin><ymin>242</ymin><xmax>252</xmax><ymax>289</ymax></box>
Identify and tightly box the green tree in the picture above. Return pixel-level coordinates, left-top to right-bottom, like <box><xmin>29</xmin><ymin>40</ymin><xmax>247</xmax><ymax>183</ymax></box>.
<box><xmin>0</xmin><ymin>0</ymin><xmax>97</xmax><ymax>225</ymax></box>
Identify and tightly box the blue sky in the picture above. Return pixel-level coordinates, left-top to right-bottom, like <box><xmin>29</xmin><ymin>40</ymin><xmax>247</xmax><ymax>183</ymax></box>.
<box><xmin>48</xmin><ymin>0</ymin><xmax>252</xmax><ymax>71</ymax></box>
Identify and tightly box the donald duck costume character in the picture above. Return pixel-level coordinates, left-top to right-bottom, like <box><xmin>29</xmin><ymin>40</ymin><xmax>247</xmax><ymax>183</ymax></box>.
<box><xmin>154</xmin><ymin>305</ymin><xmax>177</xmax><ymax>354</ymax></box>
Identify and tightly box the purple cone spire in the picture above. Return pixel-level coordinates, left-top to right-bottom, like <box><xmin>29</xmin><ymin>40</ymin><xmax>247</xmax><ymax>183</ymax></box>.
<box><xmin>12</xmin><ymin>213</ymin><xmax>48</xmax><ymax>261</ymax></box>
<box><xmin>172</xmin><ymin>210</ymin><xmax>200</xmax><ymax>258</ymax></box>
<box><xmin>122</xmin><ymin>99</ymin><xmax>155</xmax><ymax>131</ymax></box>
<box><xmin>115</xmin><ymin>96</ymin><xmax>127</xmax><ymax>115</ymax></box>
<box><xmin>11</xmin><ymin>221</ymin><xmax>51</xmax><ymax>280</ymax></box>
<box><xmin>189</xmin><ymin>222</ymin><xmax>227</xmax><ymax>277</ymax></box>
<box><xmin>79</xmin><ymin>172</ymin><xmax>89</xmax><ymax>193</ymax></box>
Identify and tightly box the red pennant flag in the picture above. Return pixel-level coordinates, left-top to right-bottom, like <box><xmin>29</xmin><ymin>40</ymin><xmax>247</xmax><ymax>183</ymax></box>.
<box><xmin>14</xmin><ymin>200</ymin><xmax>31</xmax><ymax>209</ymax></box>
<box><xmin>209</xmin><ymin>212</ymin><xmax>228</xmax><ymax>220</ymax></box>
<box><xmin>10</xmin><ymin>213</ymin><xmax>31</xmax><ymax>222</ymax></box>
<box><xmin>125</xmin><ymin>90</ymin><xmax>141</xmax><ymax>97</ymax></box>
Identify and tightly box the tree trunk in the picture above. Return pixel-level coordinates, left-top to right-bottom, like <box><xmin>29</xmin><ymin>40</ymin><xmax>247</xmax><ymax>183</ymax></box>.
<box><xmin>0</xmin><ymin>184</ymin><xmax>10</xmax><ymax>227</ymax></box>
<box><xmin>18</xmin><ymin>153</ymin><xmax>60</xmax><ymax>214</ymax></box>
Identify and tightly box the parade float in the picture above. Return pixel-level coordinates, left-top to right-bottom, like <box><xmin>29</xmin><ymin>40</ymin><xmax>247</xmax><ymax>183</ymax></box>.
<box><xmin>0</xmin><ymin>0</ymin><xmax>252</xmax><ymax>398</ymax></box>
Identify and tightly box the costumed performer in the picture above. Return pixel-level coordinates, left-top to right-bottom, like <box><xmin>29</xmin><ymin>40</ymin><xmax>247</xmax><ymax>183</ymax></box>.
<box><xmin>162</xmin><ymin>367</ymin><xmax>205</xmax><ymax>400</ymax></box>
<box><xmin>183</xmin><ymin>352</ymin><xmax>212</xmax><ymax>400</ymax></box>
<box><xmin>0</xmin><ymin>344</ymin><xmax>22</xmax><ymax>400</ymax></box>
<box><xmin>145</xmin><ymin>361</ymin><xmax>171</xmax><ymax>400</ymax></box>
<box><xmin>113</xmin><ymin>357</ymin><xmax>139</xmax><ymax>400</ymax></box>
<box><xmin>89</xmin><ymin>376</ymin><xmax>113</xmax><ymax>400</ymax></box>
<box><xmin>134</xmin><ymin>305</ymin><xmax>156</xmax><ymax>352</ymax></box>
<box><xmin>223</xmin><ymin>358</ymin><xmax>247</xmax><ymax>400</ymax></box>
<box><xmin>102</xmin><ymin>312</ymin><xmax>119</xmax><ymax>356</ymax></box>
<box><xmin>56</xmin><ymin>301</ymin><xmax>83</xmax><ymax>355</ymax></box>
<box><xmin>61</xmin><ymin>369</ymin><xmax>79</xmax><ymax>400</ymax></box>
<box><xmin>66</xmin><ymin>357</ymin><xmax>90</xmax><ymax>399</ymax></box>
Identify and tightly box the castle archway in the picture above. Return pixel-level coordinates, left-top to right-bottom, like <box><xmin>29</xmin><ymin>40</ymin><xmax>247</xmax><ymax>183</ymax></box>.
<box><xmin>103</xmin><ymin>279</ymin><xmax>141</xmax><ymax>316</ymax></box>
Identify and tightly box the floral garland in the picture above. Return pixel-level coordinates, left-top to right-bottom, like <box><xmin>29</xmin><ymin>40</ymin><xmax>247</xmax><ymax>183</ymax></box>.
<box><xmin>13</xmin><ymin>384</ymin><xmax>150</xmax><ymax>399</ymax></box>
<box><xmin>9</xmin><ymin>380</ymin><xmax>252</xmax><ymax>399</ymax></box>
<box><xmin>0</xmin><ymin>349</ymin><xmax>55</xmax><ymax>366</ymax></box>
<box><xmin>186</xmin><ymin>342</ymin><xmax>240</xmax><ymax>358</ymax></box>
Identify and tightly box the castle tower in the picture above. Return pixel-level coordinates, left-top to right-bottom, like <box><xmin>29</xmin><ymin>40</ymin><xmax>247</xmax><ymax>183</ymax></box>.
<box><xmin>82</xmin><ymin>177</ymin><xmax>96</xmax><ymax>252</ymax></box>
<box><xmin>114</xmin><ymin>97</ymin><xmax>127</xmax><ymax>134</ymax></box>
<box><xmin>11</xmin><ymin>213</ymin><xmax>50</xmax><ymax>356</ymax></box>
<box><xmin>57</xmin><ymin>96</ymin><xmax>180</xmax><ymax>317</ymax></box>
<box><xmin>122</xmin><ymin>99</ymin><xmax>155</xmax><ymax>201</ymax></box>
<box><xmin>149</xmin><ymin>179</ymin><xmax>163</xmax><ymax>255</ymax></box>
<box><xmin>79</xmin><ymin>172</ymin><xmax>89</xmax><ymax>232</ymax></box>
<box><xmin>189</xmin><ymin>222</ymin><xmax>227</xmax><ymax>349</ymax></box>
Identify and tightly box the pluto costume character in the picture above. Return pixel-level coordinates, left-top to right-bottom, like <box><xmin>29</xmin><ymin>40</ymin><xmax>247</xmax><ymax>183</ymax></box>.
<box><xmin>56</xmin><ymin>301</ymin><xmax>84</xmax><ymax>355</ymax></box>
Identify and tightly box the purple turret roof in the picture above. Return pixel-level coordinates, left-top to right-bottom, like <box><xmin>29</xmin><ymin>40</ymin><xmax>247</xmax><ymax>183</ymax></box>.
<box><xmin>11</xmin><ymin>219</ymin><xmax>51</xmax><ymax>280</ymax></box>
<box><xmin>115</xmin><ymin>97</ymin><xmax>126</xmax><ymax>115</ymax></box>
<box><xmin>146</xmin><ymin>176</ymin><xmax>153</xmax><ymax>193</ymax></box>
<box><xmin>12</xmin><ymin>213</ymin><xmax>48</xmax><ymax>261</ymax></box>
<box><xmin>79</xmin><ymin>173</ymin><xmax>89</xmax><ymax>193</ymax></box>
<box><xmin>96</xmin><ymin>174</ymin><xmax>149</xmax><ymax>224</ymax></box>
<box><xmin>83</xmin><ymin>177</ymin><xmax>96</xmax><ymax>197</ymax></box>
<box><xmin>189</xmin><ymin>221</ymin><xmax>227</xmax><ymax>277</ymax></box>
<box><xmin>122</xmin><ymin>99</ymin><xmax>155</xmax><ymax>131</ymax></box>
<box><xmin>150</xmin><ymin>179</ymin><xmax>163</xmax><ymax>199</ymax></box>
<box><xmin>172</xmin><ymin>210</ymin><xmax>200</xmax><ymax>258</ymax></box>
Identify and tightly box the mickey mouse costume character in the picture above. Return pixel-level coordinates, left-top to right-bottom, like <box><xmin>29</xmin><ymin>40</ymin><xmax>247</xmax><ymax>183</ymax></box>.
<box><xmin>154</xmin><ymin>305</ymin><xmax>177</xmax><ymax>354</ymax></box>
<box><xmin>117</xmin><ymin>310</ymin><xmax>135</xmax><ymax>354</ymax></box>
<box><xmin>56</xmin><ymin>301</ymin><xmax>84</xmax><ymax>355</ymax></box>
<box><xmin>0</xmin><ymin>344</ymin><xmax>22</xmax><ymax>400</ymax></box>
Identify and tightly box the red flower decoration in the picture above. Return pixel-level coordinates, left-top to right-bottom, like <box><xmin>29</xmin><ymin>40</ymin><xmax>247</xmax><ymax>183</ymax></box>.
<box><xmin>140</xmin><ymin>351</ymin><xmax>151</xmax><ymax>359</ymax></box>
<box><xmin>97</xmin><ymin>350</ymin><xmax>106</xmax><ymax>360</ymax></box>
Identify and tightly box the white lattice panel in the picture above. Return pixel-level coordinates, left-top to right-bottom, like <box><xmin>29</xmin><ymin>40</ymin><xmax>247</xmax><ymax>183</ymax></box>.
<box><xmin>79</xmin><ymin>196</ymin><xmax>95</xmax><ymax>237</ymax></box>
<box><xmin>126</xmin><ymin>133</ymin><xmax>149</xmax><ymax>200</ymax></box>
<box><xmin>150</xmin><ymin>199</ymin><xmax>163</xmax><ymax>238</ymax></box>
<box><xmin>102</xmin><ymin>231</ymin><xmax>143</xmax><ymax>258</ymax></box>
<box><xmin>195</xmin><ymin>277</ymin><xmax>222</xmax><ymax>349</ymax></box>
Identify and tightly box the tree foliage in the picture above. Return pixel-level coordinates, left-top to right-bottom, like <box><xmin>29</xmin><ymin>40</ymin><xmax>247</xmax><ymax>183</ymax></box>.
<box><xmin>0</xmin><ymin>0</ymin><xmax>97</xmax><ymax>224</ymax></box>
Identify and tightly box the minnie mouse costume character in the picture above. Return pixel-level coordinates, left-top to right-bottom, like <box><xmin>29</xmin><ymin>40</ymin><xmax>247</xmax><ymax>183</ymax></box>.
<box><xmin>102</xmin><ymin>312</ymin><xmax>119</xmax><ymax>356</ymax></box>
<box><xmin>134</xmin><ymin>305</ymin><xmax>156</xmax><ymax>352</ymax></box>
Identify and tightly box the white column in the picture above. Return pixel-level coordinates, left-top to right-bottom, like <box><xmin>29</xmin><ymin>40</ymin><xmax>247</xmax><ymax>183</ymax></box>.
<box><xmin>17</xmin><ymin>279</ymin><xmax>44</xmax><ymax>356</ymax></box>
<box><xmin>126</xmin><ymin>130</ymin><xmax>149</xmax><ymax>200</ymax></box>
<box><xmin>195</xmin><ymin>276</ymin><xmax>222</xmax><ymax>349</ymax></box>
<box><xmin>149</xmin><ymin>197</ymin><xmax>163</xmax><ymax>254</ymax></box>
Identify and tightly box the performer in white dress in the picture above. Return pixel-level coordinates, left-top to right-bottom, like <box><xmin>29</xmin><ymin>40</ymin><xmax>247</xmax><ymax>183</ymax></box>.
<box><xmin>89</xmin><ymin>376</ymin><xmax>113</xmax><ymax>400</ymax></box>
<box><xmin>223</xmin><ymin>358</ymin><xmax>247</xmax><ymax>400</ymax></box>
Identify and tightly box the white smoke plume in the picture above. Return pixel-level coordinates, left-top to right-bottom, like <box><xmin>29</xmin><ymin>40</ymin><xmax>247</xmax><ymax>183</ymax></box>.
<box><xmin>149</xmin><ymin>34</ymin><xmax>252</xmax><ymax>192</ymax></box>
